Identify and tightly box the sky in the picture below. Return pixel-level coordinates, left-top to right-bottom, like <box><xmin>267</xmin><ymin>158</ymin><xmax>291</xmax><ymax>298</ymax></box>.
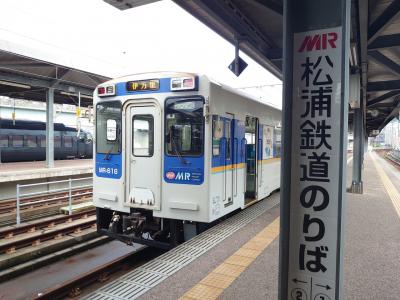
<box><xmin>0</xmin><ymin>0</ymin><xmax>282</xmax><ymax>108</ymax></box>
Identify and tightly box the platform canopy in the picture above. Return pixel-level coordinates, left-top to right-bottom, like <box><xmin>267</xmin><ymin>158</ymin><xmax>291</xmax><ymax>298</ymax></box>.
<box><xmin>0</xmin><ymin>49</ymin><xmax>110</xmax><ymax>107</ymax></box>
<box><xmin>104</xmin><ymin>0</ymin><xmax>400</xmax><ymax>135</ymax></box>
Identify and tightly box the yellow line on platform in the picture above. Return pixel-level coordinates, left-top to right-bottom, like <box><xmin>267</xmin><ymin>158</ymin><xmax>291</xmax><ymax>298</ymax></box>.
<box><xmin>370</xmin><ymin>152</ymin><xmax>400</xmax><ymax>219</ymax></box>
<box><xmin>180</xmin><ymin>218</ymin><xmax>280</xmax><ymax>300</ymax></box>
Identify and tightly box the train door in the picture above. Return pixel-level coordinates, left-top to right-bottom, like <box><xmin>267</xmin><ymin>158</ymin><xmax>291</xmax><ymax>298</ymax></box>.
<box><xmin>257</xmin><ymin>124</ymin><xmax>263</xmax><ymax>193</ymax></box>
<box><xmin>245</xmin><ymin>116</ymin><xmax>258</xmax><ymax>204</ymax></box>
<box><xmin>126</xmin><ymin>103</ymin><xmax>161</xmax><ymax>210</ymax></box>
<box><xmin>222</xmin><ymin>115</ymin><xmax>234</xmax><ymax>206</ymax></box>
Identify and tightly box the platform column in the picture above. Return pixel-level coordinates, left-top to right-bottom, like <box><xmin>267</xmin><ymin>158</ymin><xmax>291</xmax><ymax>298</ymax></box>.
<box><xmin>350</xmin><ymin>96</ymin><xmax>364</xmax><ymax>193</ymax></box>
<box><xmin>279</xmin><ymin>1</ymin><xmax>350</xmax><ymax>300</ymax></box>
<box><xmin>46</xmin><ymin>88</ymin><xmax>54</xmax><ymax>168</ymax></box>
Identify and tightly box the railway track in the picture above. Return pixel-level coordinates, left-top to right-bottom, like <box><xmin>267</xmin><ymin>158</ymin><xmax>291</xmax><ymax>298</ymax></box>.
<box><xmin>0</xmin><ymin>187</ymin><xmax>92</xmax><ymax>215</ymax></box>
<box><xmin>0</xmin><ymin>212</ymin><xmax>96</xmax><ymax>255</ymax></box>
<box><xmin>34</xmin><ymin>246</ymin><xmax>164</xmax><ymax>300</ymax></box>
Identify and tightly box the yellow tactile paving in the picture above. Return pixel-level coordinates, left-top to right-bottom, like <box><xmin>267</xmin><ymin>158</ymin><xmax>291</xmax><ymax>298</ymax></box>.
<box><xmin>234</xmin><ymin>248</ymin><xmax>261</xmax><ymax>258</ymax></box>
<box><xmin>200</xmin><ymin>273</ymin><xmax>236</xmax><ymax>289</ymax></box>
<box><xmin>242</xmin><ymin>240</ymin><xmax>269</xmax><ymax>251</ymax></box>
<box><xmin>180</xmin><ymin>217</ymin><xmax>280</xmax><ymax>300</ymax></box>
<box><xmin>184</xmin><ymin>284</ymin><xmax>224</xmax><ymax>300</ymax></box>
<box><xmin>213</xmin><ymin>262</ymin><xmax>246</xmax><ymax>277</ymax></box>
<box><xmin>371</xmin><ymin>153</ymin><xmax>400</xmax><ymax>218</ymax></box>
<box><xmin>224</xmin><ymin>254</ymin><xmax>255</xmax><ymax>267</ymax></box>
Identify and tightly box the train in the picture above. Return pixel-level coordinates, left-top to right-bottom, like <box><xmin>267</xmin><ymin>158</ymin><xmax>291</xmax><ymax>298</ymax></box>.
<box><xmin>0</xmin><ymin>119</ymin><xmax>93</xmax><ymax>162</ymax></box>
<box><xmin>94</xmin><ymin>72</ymin><xmax>281</xmax><ymax>249</ymax></box>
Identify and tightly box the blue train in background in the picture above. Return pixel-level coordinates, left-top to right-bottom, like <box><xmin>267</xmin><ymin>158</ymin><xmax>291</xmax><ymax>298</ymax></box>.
<box><xmin>0</xmin><ymin>119</ymin><xmax>93</xmax><ymax>162</ymax></box>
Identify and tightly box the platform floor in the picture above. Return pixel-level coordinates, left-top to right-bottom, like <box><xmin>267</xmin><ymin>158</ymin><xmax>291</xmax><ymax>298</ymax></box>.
<box><xmin>87</xmin><ymin>151</ymin><xmax>400</xmax><ymax>300</ymax></box>
<box><xmin>0</xmin><ymin>159</ymin><xmax>92</xmax><ymax>183</ymax></box>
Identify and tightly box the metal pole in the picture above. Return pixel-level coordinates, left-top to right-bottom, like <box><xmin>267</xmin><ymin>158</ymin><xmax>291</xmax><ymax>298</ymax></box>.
<box><xmin>234</xmin><ymin>38</ymin><xmax>240</xmax><ymax>76</ymax></box>
<box><xmin>68</xmin><ymin>178</ymin><xmax>72</xmax><ymax>215</ymax></box>
<box><xmin>16</xmin><ymin>184</ymin><xmax>20</xmax><ymax>226</ymax></box>
<box><xmin>46</xmin><ymin>88</ymin><xmax>55</xmax><ymax>168</ymax></box>
<box><xmin>351</xmin><ymin>105</ymin><xmax>363</xmax><ymax>193</ymax></box>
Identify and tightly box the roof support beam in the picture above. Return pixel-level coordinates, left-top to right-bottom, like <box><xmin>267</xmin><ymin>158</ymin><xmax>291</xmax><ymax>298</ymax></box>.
<box><xmin>254</xmin><ymin>0</ymin><xmax>283</xmax><ymax>15</ymax></box>
<box><xmin>368</xmin><ymin>33</ymin><xmax>400</xmax><ymax>50</ymax></box>
<box><xmin>367</xmin><ymin>80</ymin><xmax>400</xmax><ymax>92</ymax></box>
<box><xmin>368</xmin><ymin>0</ymin><xmax>400</xmax><ymax>44</ymax></box>
<box><xmin>367</xmin><ymin>90</ymin><xmax>400</xmax><ymax>106</ymax></box>
<box><xmin>378</xmin><ymin>99</ymin><xmax>400</xmax><ymax>131</ymax></box>
<box><xmin>368</xmin><ymin>50</ymin><xmax>400</xmax><ymax>76</ymax></box>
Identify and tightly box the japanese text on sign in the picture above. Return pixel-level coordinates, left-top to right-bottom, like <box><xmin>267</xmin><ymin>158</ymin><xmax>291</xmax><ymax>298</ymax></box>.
<box><xmin>288</xmin><ymin>27</ymin><xmax>343</xmax><ymax>300</ymax></box>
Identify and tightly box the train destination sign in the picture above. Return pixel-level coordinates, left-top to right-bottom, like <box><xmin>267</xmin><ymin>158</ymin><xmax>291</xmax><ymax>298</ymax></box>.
<box><xmin>285</xmin><ymin>25</ymin><xmax>347</xmax><ymax>300</ymax></box>
<box><xmin>126</xmin><ymin>79</ymin><xmax>160</xmax><ymax>91</ymax></box>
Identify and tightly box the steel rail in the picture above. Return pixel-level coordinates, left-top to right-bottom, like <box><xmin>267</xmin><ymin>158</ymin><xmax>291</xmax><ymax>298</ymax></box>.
<box><xmin>0</xmin><ymin>209</ymin><xmax>96</xmax><ymax>239</ymax></box>
<box><xmin>0</xmin><ymin>217</ymin><xmax>96</xmax><ymax>254</ymax></box>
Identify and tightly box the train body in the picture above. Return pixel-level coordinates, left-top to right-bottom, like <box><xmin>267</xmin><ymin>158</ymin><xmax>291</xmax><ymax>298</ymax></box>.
<box><xmin>0</xmin><ymin>119</ymin><xmax>93</xmax><ymax>162</ymax></box>
<box><xmin>94</xmin><ymin>72</ymin><xmax>281</xmax><ymax>249</ymax></box>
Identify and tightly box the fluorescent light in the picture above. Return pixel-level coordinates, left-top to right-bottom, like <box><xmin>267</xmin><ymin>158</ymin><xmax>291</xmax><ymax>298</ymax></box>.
<box><xmin>60</xmin><ymin>91</ymin><xmax>92</xmax><ymax>99</ymax></box>
<box><xmin>0</xmin><ymin>80</ymin><xmax>31</xmax><ymax>89</ymax></box>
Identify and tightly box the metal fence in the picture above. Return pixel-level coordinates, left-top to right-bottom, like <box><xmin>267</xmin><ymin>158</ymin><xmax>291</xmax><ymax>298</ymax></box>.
<box><xmin>16</xmin><ymin>177</ymin><xmax>93</xmax><ymax>226</ymax></box>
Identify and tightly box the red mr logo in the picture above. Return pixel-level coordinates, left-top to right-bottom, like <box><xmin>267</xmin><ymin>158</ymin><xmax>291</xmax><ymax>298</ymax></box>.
<box><xmin>298</xmin><ymin>32</ymin><xmax>338</xmax><ymax>52</ymax></box>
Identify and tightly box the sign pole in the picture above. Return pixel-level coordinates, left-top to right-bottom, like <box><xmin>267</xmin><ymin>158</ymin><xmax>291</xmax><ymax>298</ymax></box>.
<box><xmin>279</xmin><ymin>1</ymin><xmax>350</xmax><ymax>299</ymax></box>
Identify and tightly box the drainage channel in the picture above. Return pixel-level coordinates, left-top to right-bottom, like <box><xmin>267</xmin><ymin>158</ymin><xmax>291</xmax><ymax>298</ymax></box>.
<box><xmin>84</xmin><ymin>195</ymin><xmax>279</xmax><ymax>300</ymax></box>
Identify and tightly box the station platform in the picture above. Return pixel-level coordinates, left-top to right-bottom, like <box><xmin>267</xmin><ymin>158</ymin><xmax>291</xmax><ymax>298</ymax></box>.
<box><xmin>85</xmin><ymin>151</ymin><xmax>400</xmax><ymax>300</ymax></box>
<box><xmin>0</xmin><ymin>159</ymin><xmax>93</xmax><ymax>183</ymax></box>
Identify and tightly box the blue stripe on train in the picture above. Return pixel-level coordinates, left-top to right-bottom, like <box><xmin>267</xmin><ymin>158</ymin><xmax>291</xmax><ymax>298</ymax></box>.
<box><xmin>115</xmin><ymin>77</ymin><xmax>199</xmax><ymax>96</ymax></box>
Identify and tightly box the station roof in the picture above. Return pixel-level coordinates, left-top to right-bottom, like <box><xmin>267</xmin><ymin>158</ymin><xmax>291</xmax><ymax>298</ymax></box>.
<box><xmin>0</xmin><ymin>49</ymin><xmax>110</xmax><ymax>107</ymax></box>
<box><xmin>104</xmin><ymin>0</ymin><xmax>400</xmax><ymax>135</ymax></box>
<box><xmin>173</xmin><ymin>0</ymin><xmax>400</xmax><ymax>135</ymax></box>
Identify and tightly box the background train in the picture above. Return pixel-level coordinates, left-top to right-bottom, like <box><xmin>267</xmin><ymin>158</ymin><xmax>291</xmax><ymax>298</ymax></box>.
<box><xmin>0</xmin><ymin>119</ymin><xmax>93</xmax><ymax>162</ymax></box>
<box><xmin>94</xmin><ymin>72</ymin><xmax>281</xmax><ymax>249</ymax></box>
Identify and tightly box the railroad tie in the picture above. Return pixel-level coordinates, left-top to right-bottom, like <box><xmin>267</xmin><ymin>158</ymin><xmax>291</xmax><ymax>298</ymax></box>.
<box><xmin>6</xmin><ymin>246</ymin><xmax>16</xmax><ymax>254</ymax></box>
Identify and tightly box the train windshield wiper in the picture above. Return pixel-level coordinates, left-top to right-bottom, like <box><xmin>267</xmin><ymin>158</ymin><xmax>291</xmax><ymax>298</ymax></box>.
<box><xmin>171</xmin><ymin>137</ymin><xmax>189</xmax><ymax>165</ymax></box>
<box><xmin>104</xmin><ymin>146</ymin><xmax>114</xmax><ymax>160</ymax></box>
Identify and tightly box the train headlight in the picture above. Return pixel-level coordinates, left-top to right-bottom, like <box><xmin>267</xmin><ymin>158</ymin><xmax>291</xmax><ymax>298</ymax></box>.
<box><xmin>97</xmin><ymin>84</ymin><xmax>116</xmax><ymax>97</ymax></box>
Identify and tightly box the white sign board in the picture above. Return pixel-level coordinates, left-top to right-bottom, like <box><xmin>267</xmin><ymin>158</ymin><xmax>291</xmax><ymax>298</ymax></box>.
<box><xmin>288</xmin><ymin>26</ymin><xmax>343</xmax><ymax>300</ymax></box>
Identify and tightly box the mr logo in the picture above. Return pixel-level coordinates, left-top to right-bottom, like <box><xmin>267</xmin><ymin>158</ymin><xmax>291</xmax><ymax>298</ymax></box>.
<box><xmin>298</xmin><ymin>32</ymin><xmax>338</xmax><ymax>52</ymax></box>
<box><xmin>175</xmin><ymin>172</ymin><xmax>191</xmax><ymax>181</ymax></box>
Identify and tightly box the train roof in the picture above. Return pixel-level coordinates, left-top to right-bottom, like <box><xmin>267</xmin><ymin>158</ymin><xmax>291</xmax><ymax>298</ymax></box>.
<box><xmin>99</xmin><ymin>71</ymin><xmax>282</xmax><ymax>112</ymax></box>
<box><xmin>0</xmin><ymin>119</ymin><xmax>77</xmax><ymax>131</ymax></box>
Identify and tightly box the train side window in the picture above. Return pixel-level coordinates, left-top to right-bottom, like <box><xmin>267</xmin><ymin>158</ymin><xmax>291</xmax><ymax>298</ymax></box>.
<box><xmin>225</xmin><ymin>120</ymin><xmax>231</xmax><ymax>160</ymax></box>
<box><xmin>133</xmin><ymin>114</ymin><xmax>154</xmax><ymax>157</ymax></box>
<box><xmin>54</xmin><ymin>136</ymin><xmax>61</xmax><ymax>148</ymax></box>
<box><xmin>12</xmin><ymin>135</ymin><xmax>23</xmax><ymax>147</ymax></box>
<box><xmin>212</xmin><ymin>116</ymin><xmax>223</xmax><ymax>156</ymax></box>
<box><xmin>273</xmin><ymin>127</ymin><xmax>281</xmax><ymax>158</ymax></box>
<box><xmin>26</xmin><ymin>136</ymin><xmax>37</xmax><ymax>148</ymax></box>
<box><xmin>39</xmin><ymin>135</ymin><xmax>46</xmax><ymax>147</ymax></box>
<box><xmin>64</xmin><ymin>136</ymin><xmax>73</xmax><ymax>148</ymax></box>
<box><xmin>0</xmin><ymin>135</ymin><xmax>9</xmax><ymax>148</ymax></box>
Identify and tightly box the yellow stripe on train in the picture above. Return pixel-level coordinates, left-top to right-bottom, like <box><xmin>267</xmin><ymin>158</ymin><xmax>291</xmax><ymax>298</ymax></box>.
<box><xmin>211</xmin><ymin>158</ymin><xmax>280</xmax><ymax>173</ymax></box>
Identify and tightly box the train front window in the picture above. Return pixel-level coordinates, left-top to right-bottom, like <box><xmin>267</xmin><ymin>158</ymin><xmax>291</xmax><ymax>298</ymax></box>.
<box><xmin>96</xmin><ymin>101</ymin><xmax>122</xmax><ymax>154</ymax></box>
<box><xmin>165</xmin><ymin>97</ymin><xmax>204</xmax><ymax>157</ymax></box>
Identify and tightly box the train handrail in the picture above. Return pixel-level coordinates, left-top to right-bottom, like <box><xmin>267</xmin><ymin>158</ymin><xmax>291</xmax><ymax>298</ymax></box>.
<box><xmin>16</xmin><ymin>177</ymin><xmax>93</xmax><ymax>226</ymax></box>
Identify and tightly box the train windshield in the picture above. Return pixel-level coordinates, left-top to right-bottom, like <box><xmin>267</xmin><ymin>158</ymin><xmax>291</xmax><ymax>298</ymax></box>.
<box><xmin>165</xmin><ymin>97</ymin><xmax>204</xmax><ymax>157</ymax></box>
<box><xmin>96</xmin><ymin>101</ymin><xmax>122</xmax><ymax>154</ymax></box>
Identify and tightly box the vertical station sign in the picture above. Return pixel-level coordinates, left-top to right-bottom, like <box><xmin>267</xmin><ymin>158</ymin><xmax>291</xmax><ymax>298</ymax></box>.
<box><xmin>287</xmin><ymin>27</ymin><xmax>343</xmax><ymax>300</ymax></box>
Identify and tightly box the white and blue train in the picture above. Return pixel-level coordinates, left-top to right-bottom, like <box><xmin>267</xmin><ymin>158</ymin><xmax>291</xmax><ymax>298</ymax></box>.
<box><xmin>94</xmin><ymin>72</ymin><xmax>281</xmax><ymax>249</ymax></box>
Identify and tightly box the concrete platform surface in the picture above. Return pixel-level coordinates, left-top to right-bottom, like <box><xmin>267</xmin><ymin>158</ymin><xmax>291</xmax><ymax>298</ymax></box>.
<box><xmin>0</xmin><ymin>159</ymin><xmax>92</xmax><ymax>183</ymax></box>
<box><xmin>138</xmin><ymin>151</ymin><xmax>400</xmax><ymax>299</ymax></box>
